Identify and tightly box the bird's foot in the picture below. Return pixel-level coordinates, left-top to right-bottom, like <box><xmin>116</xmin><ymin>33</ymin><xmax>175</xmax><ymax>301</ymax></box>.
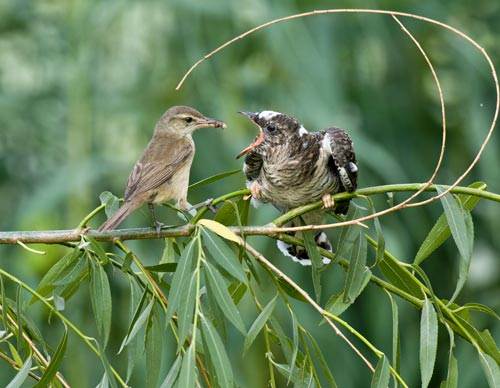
<box><xmin>322</xmin><ymin>194</ymin><xmax>335</xmax><ymax>209</ymax></box>
<box><xmin>249</xmin><ymin>181</ymin><xmax>262</xmax><ymax>200</ymax></box>
<box><xmin>188</xmin><ymin>198</ymin><xmax>217</xmax><ymax>214</ymax></box>
<box><xmin>154</xmin><ymin>220</ymin><xmax>166</xmax><ymax>234</ymax></box>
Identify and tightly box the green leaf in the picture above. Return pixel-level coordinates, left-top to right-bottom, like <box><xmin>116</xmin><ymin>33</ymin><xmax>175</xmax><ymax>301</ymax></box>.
<box><xmin>165</xmin><ymin>239</ymin><xmax>197</xmax><ymax>324</ymax></box>
<box><xmin>6</xmin><ymin>356</ymin><xmax>31</xmax><ymax>388</ymax></box>
<box><xmin>160</xmin><ymin>355</ymin><xmax>182</xmax><ymax>388</ymax></box>
<box><xmin>201</xmin><ymin>228</ymin><xmax>246</xmax><ymax>283</ymax></box>
<box><xmin>302</xmin><ymin>230</ymin><xmax>323</xmax><ymax>302</ymax></box>
<box><xmin>52</xmin><ymin>256</ymin><xmax>87</xmax><ymax>287</ymax></box>
<box><xmin>177</xmin><ymin>270</ymin><xmax>198</xmax><ymax>349</ymax></box>
<box><xmin>420</xmin><ymin>298</ymin><xmax>438</xmax><ymax>388</ymax></box>
<box><xmin>228</xmin><ymin>282</ymin><xmax>247</xmax><ymax>305</ymax></box>
<box><xmin>243</xmin><ymin>295</ymin><xmax>277</xmax><ymax>355</ymax></box>
<box><xmin>289</xmin><ymin>307</ymin><xmax>299</xmax><ymax>380</ymax></box>
<box><xmin>344</xmin><ymin>233</ymin><xmax>371</xmax><ymax>303</ymax></box>
<box><xmin>35</xmin><ymin>327</ymin><xmax>68</xmax><ymax>387</ymax></box>
<box><xmin>371</xmin><ymin>355</ymin><xmax>390</xmax><ymax>388</ymax></box>
<box><xmin>436</xmin><ymin>186</ymin><xmax>474</xmax><ymax>303</ymax></box>
<box><xmin>268</xmin><ymin>356</ymin><xmax>312</xmax><ymax>386</ymax></box>
<box><xmin>33</xmin><ymin>249</ymin><xmax>82</xmax><ymax>303</ymax></box>
<box><xmin>145</xmin><ymin>305</ymin><xmax>164</xmax><ymax>388</ymax></box>
<box><xmin>478</xmin><ymin>349</ymin><xmax>500</xmax><ymax>388</ymax></box>
<box><xmin>302</xmin><ymin>330</ymin><xmax>337</xmax><ymax>387</ymax></box>
<box><xmin>454</xmin><ymin>303</ymin><xmax>500</xmax><ymax>321</ymax></box>
<box><xmin>277</xmin><ymin>277</ymin><xmax>307</xmax><ymax>302</ymax></box>
<box><xmin>415</xmin><ymin>182</ymin><xmax>485</xmax><ymax>265</ymax></box>
<box><xmin>144</xmin><ymin>263</ymin><xmax>177</xmax><ymax>273</ymax></box>
<box><xmin>379</xmin><ymin>250</ymin><xmax>423</xmax><ymax>298</ymax></box>
<box><xmin>177</xmin><ymin>343</ymin><xmax>196</xmax><ymax>388</ymax></box>
<box><xmin>88</xmin><ymin>237</ymin><xmax>110</xmax><ymax>265</ymax></box>
<box><xmin>89</xmin><ymin>260</ymin><xmax>112</xmax><ymax>348</ymax></box>
<box><xmin>121</xmin><ymin>252</ymin><xmax>133</xmax><ymax>273</ymax></box>
<box><xmin>188</xmin><ymin>169</ymin><xmax>242</xmax><ymax>191</ymax></box>
<box><xmin>100</xmin><ymin>191</ymin><xmax>120</xmax><ymax>218</ymax></box>
<box><xmin>441</xmin><ymin>325</ymin><xmax>458</xmax><ymax>388</ymax></box>
<box><xmin>204</xmin><ymin>261</ymin><xmax>246</xmax><ymax>335</ymax></box>
<box><xmin>387</xmin><ymin>292</ymin><xmax>400</xmax><ymax>388</ymax></box>
<box><xmin>201</xmin><ymin>314</ymin><xmax>234</xmax><ymax>387</ymax></box>
<box><xmin>118</xmin><ymin>297</ymin><xmax>153</xmax><ymax>354</ymax></box>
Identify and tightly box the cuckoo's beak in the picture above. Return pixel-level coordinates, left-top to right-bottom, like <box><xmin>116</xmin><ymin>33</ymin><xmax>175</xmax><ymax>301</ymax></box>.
<box><xmin>236</xmin><ymin>111</ymin><xmax>264</xmax><ymax>159</ymax></box>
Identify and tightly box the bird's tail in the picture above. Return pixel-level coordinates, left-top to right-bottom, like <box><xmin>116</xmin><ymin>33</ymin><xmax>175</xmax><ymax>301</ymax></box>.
<box><xmin>98</xmin><ymin>201</ymin><xmax>139</xmax><ymax>232</ymax></box>
<box><xmin>277</xmin><ymin>231</ymin><xmax>332</xmax><ymax>266</ymax></box>
<box><xmin>275</xmin><ymin>212</ymin><xmax>333</xmax><ymax>266</ymax></box>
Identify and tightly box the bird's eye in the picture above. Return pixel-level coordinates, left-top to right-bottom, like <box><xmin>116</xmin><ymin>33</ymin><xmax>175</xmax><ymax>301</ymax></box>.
<box><xmin>184</xmin><ymin>117</ymin><xmax>193</xmax><ymax>123</ymax></box>
<box><xmin>267</xmin><ymin>124</ymin><xmax>277</xmax><ymax>133</ymax></box>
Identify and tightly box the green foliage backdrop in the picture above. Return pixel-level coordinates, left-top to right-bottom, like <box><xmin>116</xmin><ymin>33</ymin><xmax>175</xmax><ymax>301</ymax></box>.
<box><xmin>0</xmin><ymin>0</ymin><xmax>499</xmax><ymax>387</ymax></box>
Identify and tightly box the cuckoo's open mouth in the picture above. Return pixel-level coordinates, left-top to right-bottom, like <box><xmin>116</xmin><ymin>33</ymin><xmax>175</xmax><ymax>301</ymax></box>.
<box><xmin>236</xmin><ymin>111</ymin><xmax>264</xmax><ymax>159</ymax></box>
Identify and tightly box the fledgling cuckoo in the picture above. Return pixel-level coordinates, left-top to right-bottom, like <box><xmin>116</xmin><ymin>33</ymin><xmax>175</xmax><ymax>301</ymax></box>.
<box><xmin>237</xmin><ymin>110</ymin><xmax>358</xmax><ymax>265</ymax></box>
<box><xmin>98</xmin><ymin>106</ymin><xmax>226</xmax><ymax>231</ymax></box>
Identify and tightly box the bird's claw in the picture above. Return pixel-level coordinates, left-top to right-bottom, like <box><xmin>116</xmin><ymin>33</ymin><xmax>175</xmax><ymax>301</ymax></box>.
<box><xmin>188</xmin><ymin>198</ymin><xmax>217</xmax><ymax>214</ymax></box>
<box><xmin>154</xmin><ymin>221</ymin><xmax>165</xmax><ymax>234</ymax></box>
<box><xmin>322</xmin><ymin>194</ymin><xmax>335</xmax><ymax>209</ymax></box>
<box><xmin>249</xmin><ymin>181</ymin><xmax>262</xmax><ymax>200</ymax></box>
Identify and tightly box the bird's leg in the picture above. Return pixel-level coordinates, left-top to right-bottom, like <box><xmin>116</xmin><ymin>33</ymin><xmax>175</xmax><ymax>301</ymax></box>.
<box><xmin>188</xmin><ymin>198</ymin><xmax>217</xmax><ymax>214</ymax></box>
<box><xmin>148</xmin><ymin>203</ymin><xmax>164</xmax><ymax>233</ymax></box>
<box><xmin>244</xmin><ymin>180</ymin><xmax>262</xmax><ymax>201</ymax></box>
<box><xmin>321</xmin><ymin>194</ymin><xmax>335</xmax><ymax>209</ymax></box>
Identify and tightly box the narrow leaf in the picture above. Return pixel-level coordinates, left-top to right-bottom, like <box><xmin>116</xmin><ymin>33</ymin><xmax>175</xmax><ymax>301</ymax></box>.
<box><xmin>205</xmin><ymin>262</ymin><xmax>246</xmax><ymax>334</ymax></box>
<box><xmin>177</xmin><ymin>343</ymin><xmax>196</xmax><ymax>388</ymax></box>
<box><xmin>144</xmin><ymin>263</ymin><xmax>177</xmax><ymax>273</ymax></box>
<box><xmin>89</xmin><ymin>260</ymin><xmax>112</xmax><ymax>348</ymax></box>
<box><xmin>415</xmin><ymin>182</ymin><xmax>485</xmax><ymax>265</ymax></box>
<box><xmin>436</xmin><ymin>186</ymin><xmax>474</xmax><ymax>303</ymax></box>
<box><xmin>201</xmin><ymin>228</ymin><xmax>246</xmax><ymax>283</ymax></box>
<box><xmin>165</xmin><ymin>239</ymin><xmax>196</xmax><ymax>324</ymax></box>
<box><xmin>160</xmin><ymin>355</ymin><xmax>182</xmax><ymax>388</ymax></box>
<box><xmin>344</xmin><ymin>233</ymin><xmax>370</xmax><ymax>303</ymax></box>
<box><xmin>302</xmin><ymin>230</ymin><xmax>323</xmax><ymax>302</ymax></box>
<box><xmin>197</xmin><ymin>219</ymin><xmax>241</xmax><ymax>244</ymax></box>
<box><xmin>420</xmin><ymin>298</ymin><xmax>438</xmax><ymax>388</ymax></box>
<box><xmin>371</xmin><ymin>355</ymin><xmax>390</xmax><ymax>388</ymax></box>
<box><xmin>478</xmin><ymin>350</ymin><xmax>500</xmax><ymax>388</ymax></box>
<box><xmin>6</xmin><ymin>357</ymin><xmax>32</xmax><ymax>388</ymax></box>
<box><xmin>100</xmin><ymin>191</ymin><xmax>120</xmax><ymax>218</ymax></box>
<box><xmin>35</xmin><ymin>327</ymin><xmax>68</xmax><ymax>387</ymax></box>
<box><xmin>118</xmin><ymin>297</ymin><xmax>153</xmax><ymax>354</ymax></box>
<box><xmin>145</xmin><ymin>305</ymin><xmax>164</xmax><ymax>388</ymax></box>
<box><xmin>243</xmin><ymin>295</ymin><xmax>277</xmax><ymax>355</ymax></box>
<box><xmin>189</xmin><ymin>168</ymin><xmax>241</xmax><ymax>191</ymax></box>
<box><xmin>177</xmin><ymin>271</ymin><xmax>198</xmax><ymax>349</ymax></box>
<box><xmin>201</xmin><ymin>314</ymin><xmax>234</xmax><ymax>387</ymax></box>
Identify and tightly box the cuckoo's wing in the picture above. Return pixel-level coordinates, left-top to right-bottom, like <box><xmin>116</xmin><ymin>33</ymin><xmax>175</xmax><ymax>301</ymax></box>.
<box><xmin>243</xmin><ymin>151</ymin><xmax>263</xmax><ymax>182</ymax></box>
<box><xmin>323</xmin><ymin>127</ymin><xmax>358</xmax><ymax>192</ymax></box>
<box><xmin>124</xmin><ymin>142</ymin><xmax>193</xmax><ymax>201</ymax></box>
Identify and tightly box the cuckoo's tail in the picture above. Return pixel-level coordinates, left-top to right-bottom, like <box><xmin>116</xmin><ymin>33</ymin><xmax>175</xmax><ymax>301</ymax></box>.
<box><xmin>98</xmin><ymin>201</ymin><xmax>139</xmax><ymax>232</ymax></box>
<box><xmin>276</xmin><ymin>231</ymin><xmax>333</xmax><ymax>266</ymax></box>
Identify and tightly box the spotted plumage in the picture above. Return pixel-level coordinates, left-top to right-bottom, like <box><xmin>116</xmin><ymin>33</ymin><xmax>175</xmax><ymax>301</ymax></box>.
<box><xmin>238</xmin><ymin>110</ymin><xmax>358</xmax><ymax>265</ymax></box>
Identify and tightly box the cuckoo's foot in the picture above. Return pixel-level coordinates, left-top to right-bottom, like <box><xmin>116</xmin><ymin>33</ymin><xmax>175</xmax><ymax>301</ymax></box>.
<box><xmin>322</xmin><ymin>194</ymin><xmax>335</xmax><ymax>209</ymax></box>
<box><xmin>249</xmin><ymin>181</ymin><xmax>262</xmax><ymax>200</ymax></box>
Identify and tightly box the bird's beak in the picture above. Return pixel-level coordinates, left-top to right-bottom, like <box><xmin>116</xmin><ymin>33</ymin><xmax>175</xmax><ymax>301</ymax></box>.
<box><xmin>236</xmin><ymin>111</ymin><xmax>264</xmax><ymax>159</ymax></box>
<box><xmin>200</xmin><ymin>117</ymin><xmax>227</xmax><ymax>129</ymax></box>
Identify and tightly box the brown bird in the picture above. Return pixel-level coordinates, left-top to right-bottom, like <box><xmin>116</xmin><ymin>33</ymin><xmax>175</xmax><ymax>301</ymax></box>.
<box><xmin>98</xmin><ymin>106</ymin><xmax>226</xmax><ymax>231</ymax></box>
<box><xmin>237</xmin><ymin>110</ymin><xmax>358</xmax><ymax>265</ymax></box>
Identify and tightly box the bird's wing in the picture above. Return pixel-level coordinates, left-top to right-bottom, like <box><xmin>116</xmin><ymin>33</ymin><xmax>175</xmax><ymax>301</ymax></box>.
<box><xmin>124</xmin><ymin>141</ymin><xmax>193</xmax><ymax>201</ymax></box>
<box><xmin>323</xmin><ymin>127</ymin><xmax>358</xmax><ymax>192</ymax></box>
<box><xmin>243</xmin><ymin>151</ymin><xmax>263</xmax><ymax>181</ymax></box>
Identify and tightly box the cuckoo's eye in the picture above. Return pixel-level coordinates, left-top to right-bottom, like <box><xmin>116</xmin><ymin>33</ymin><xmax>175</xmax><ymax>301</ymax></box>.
<box><xmin>184</xmin><ymin>117</ymin><xmax>193</xmax><ymax>123</ymax></box>
<box><xmin>266</xmin><ymin>124</ymin><xmax>277</xmax><ymax>133</ymax></box>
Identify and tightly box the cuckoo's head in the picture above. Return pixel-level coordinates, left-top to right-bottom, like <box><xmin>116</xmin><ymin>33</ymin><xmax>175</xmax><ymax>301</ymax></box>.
<box><xmin>155</xmin><ymin>105</ymin><xmax>226</xmax><ymax>136</ymax></box>
<box><xmin>236</xmin><ymin>110</ymin><xmax>307</xmax><ymax>158</ymax></box>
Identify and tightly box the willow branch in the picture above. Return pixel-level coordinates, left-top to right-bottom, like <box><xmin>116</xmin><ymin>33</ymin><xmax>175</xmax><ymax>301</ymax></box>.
<box><xmin>1</xmin><ymin>183</ymin><xmax>497</xmax><ymax>245</ymax></box>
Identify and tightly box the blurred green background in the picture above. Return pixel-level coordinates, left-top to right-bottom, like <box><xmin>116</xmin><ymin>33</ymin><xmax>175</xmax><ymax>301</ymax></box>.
<box><xmin>0</xmin><ymin>0</ymin><xmax>498</xmax><ymax>386</ymax></box>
